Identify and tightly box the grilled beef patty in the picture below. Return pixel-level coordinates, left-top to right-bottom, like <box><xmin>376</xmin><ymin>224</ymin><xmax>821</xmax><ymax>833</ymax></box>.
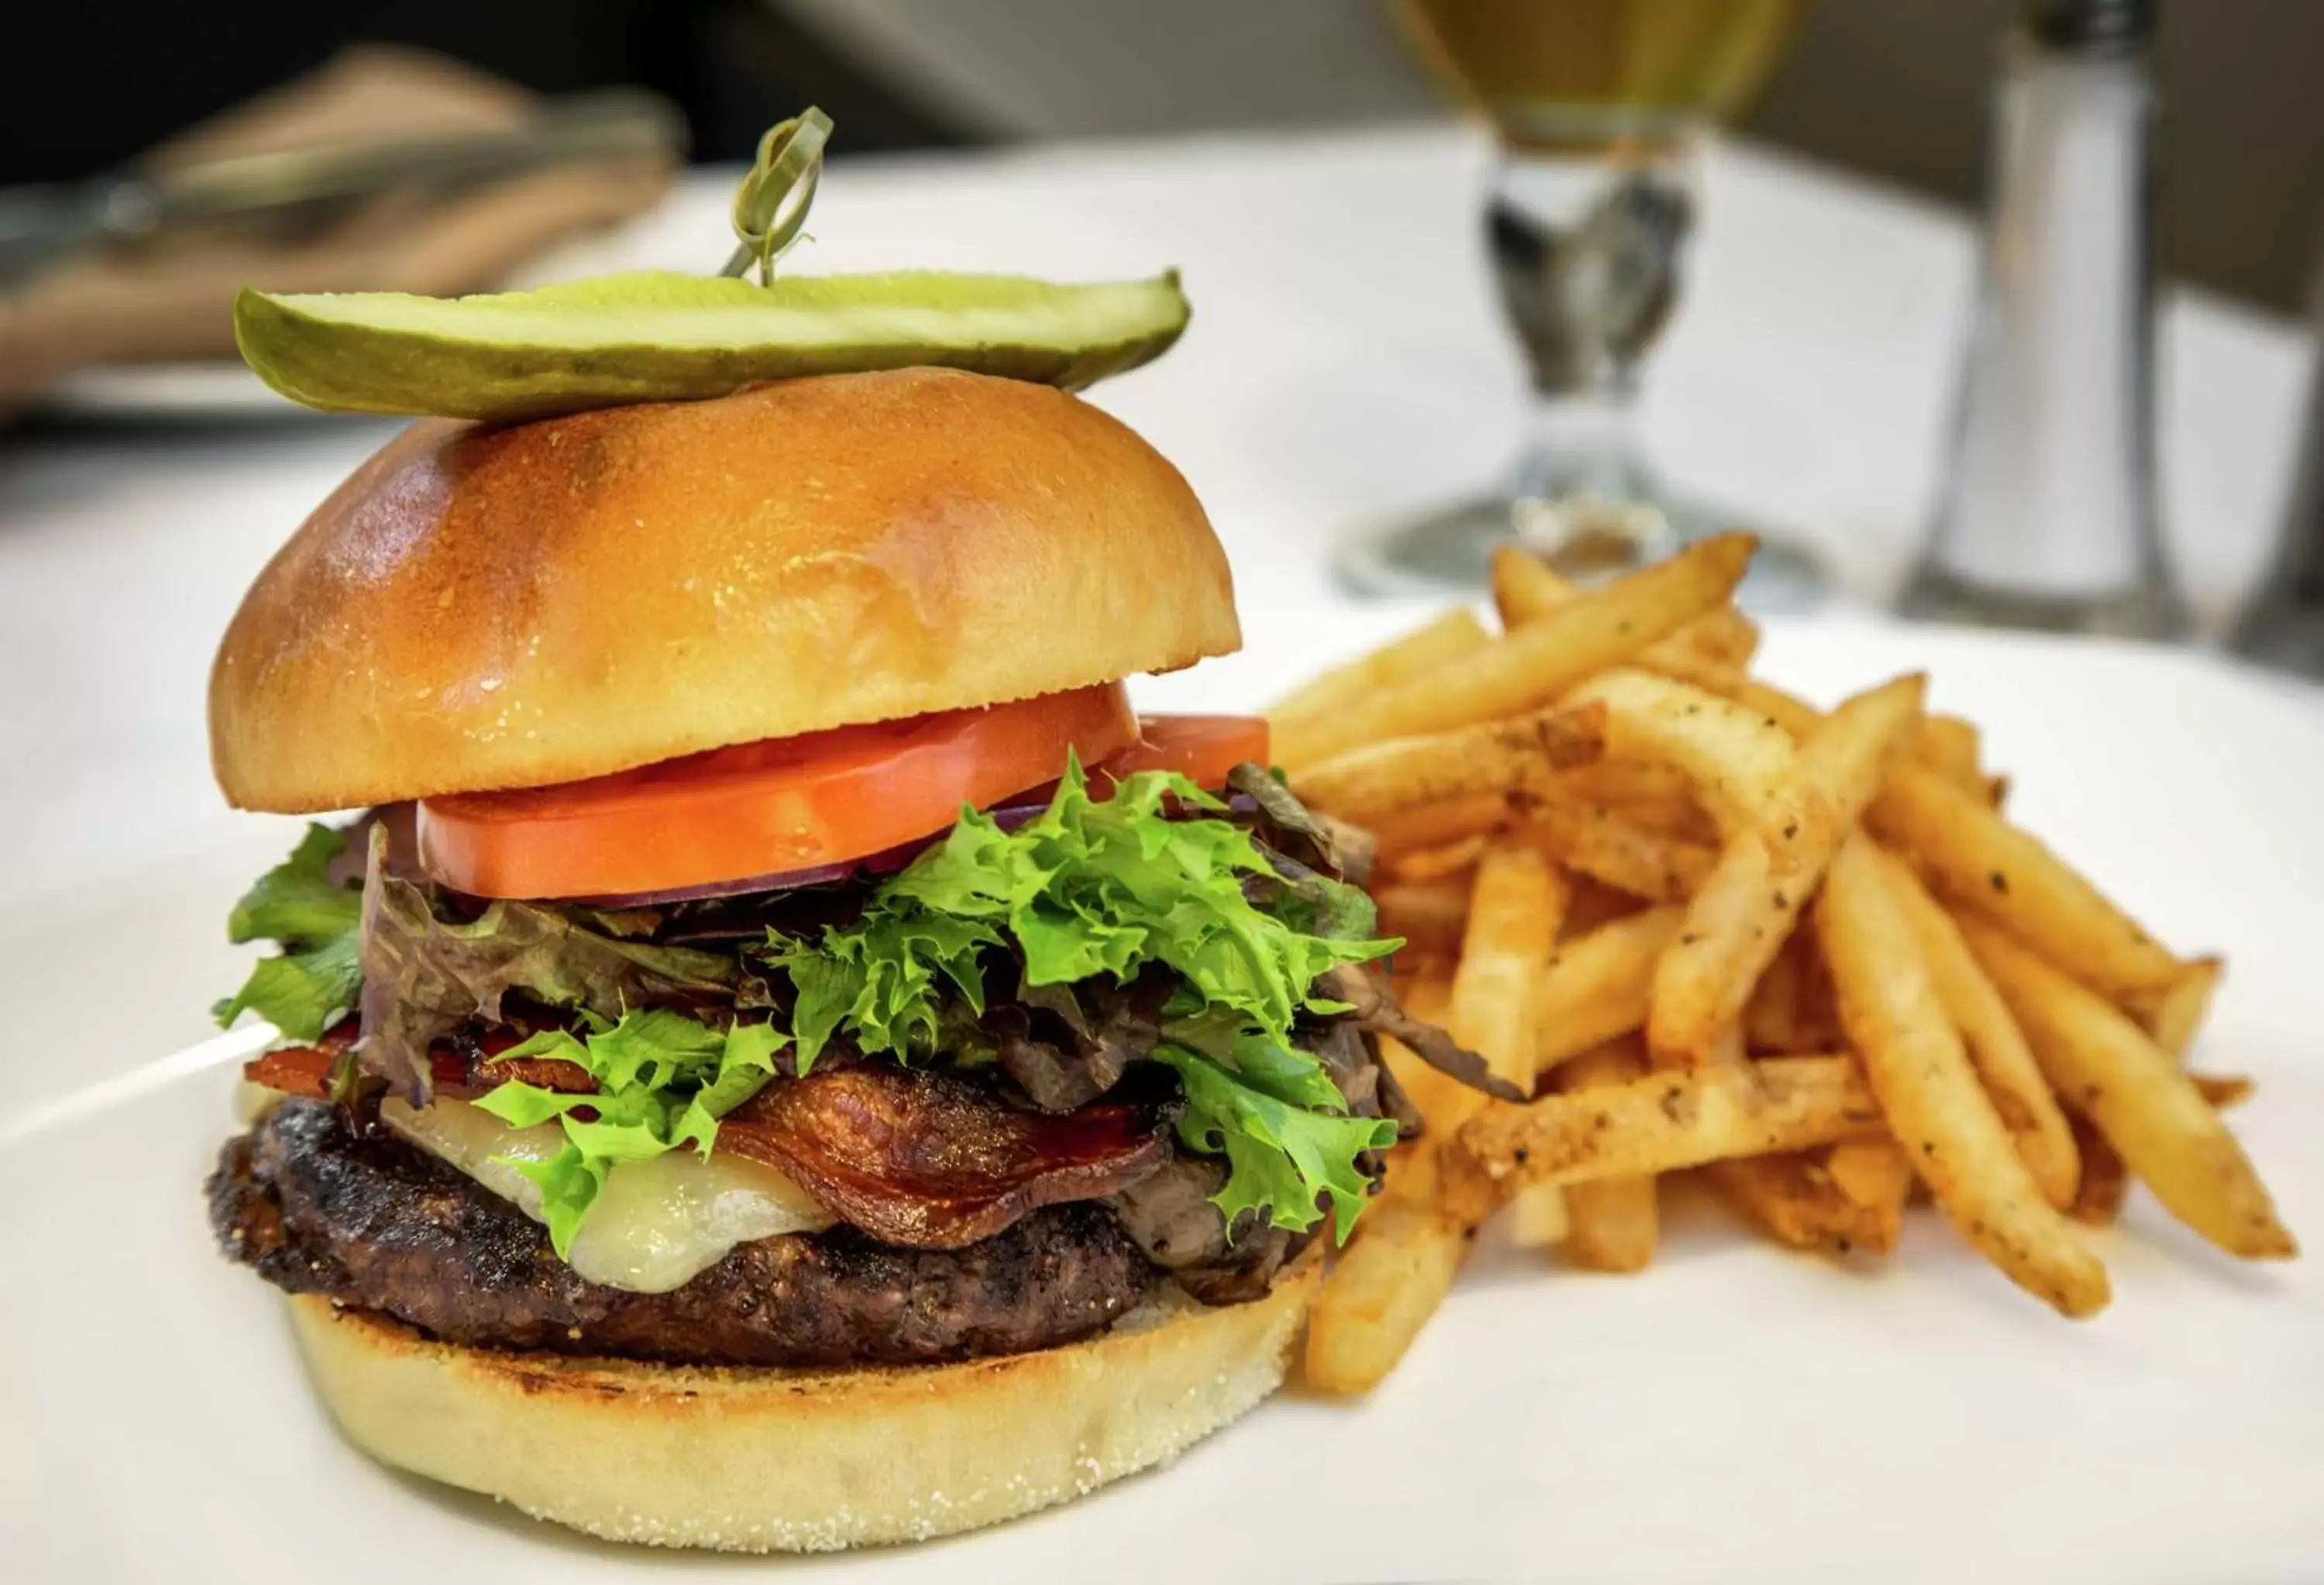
<box><xmin>209</xmin><ymin>1098</ymin><xmax>1161</xmax><ymax>1367</ymax></box>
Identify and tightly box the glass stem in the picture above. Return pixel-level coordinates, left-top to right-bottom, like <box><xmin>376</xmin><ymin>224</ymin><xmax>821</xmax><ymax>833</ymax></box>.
<box><xmin>1509</xmin><ymin>378</ymin><xmax>1677</xmax><ymax>572</ymax></box>
<box><xmin>1487</xmin><ymin>147</ymin><xmax>1693</xmax><ymax>397</ymax></box>
<box><xmin>1486</xmin><ymin>143</ymin><xmax>1693</xmax><ymax>572</ymax></box>
<box><xmin>1514</xmin><ymin>376</ymin><xmax>1651</xmax><ymax>502</ymax></box>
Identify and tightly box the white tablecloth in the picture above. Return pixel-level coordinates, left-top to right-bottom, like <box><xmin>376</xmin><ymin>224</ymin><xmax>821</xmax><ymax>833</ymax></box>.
<box><xmin>0</xmin><ymin>125</ymin><xmax>2311</xmax><ymax>1107</ymax></box>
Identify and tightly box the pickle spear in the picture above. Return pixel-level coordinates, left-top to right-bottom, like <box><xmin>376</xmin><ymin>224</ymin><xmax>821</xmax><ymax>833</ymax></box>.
<box><xmin>233</xmin><ymin>269</ymin><xmax>1190</xmax><ymax>421</ymax></box>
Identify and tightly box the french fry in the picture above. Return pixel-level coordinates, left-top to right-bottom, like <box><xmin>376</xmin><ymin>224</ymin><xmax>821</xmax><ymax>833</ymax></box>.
<box><xmin>1374</xmin><ymin>978</ymin><xmax>1467</xmax><ymax>1153</ymax></box>
<box><xmin>1288</xmin><ymin>535</ymin><xmax>2291</xmax><ymax>1365</ymax></box>
<box><xmin>1373</xmin><ymin>877</ymin><xmax>1472</xmax><ymax>955</ymax></box>
<box><xmin>1532</xmin><ymin>905</ymin><xmax>1684</xmax><ymax>1072</ymax></box>
<box><xmin>1743</xmin><ymin>937</ymin><xmax>1806</xmax><ymax>1053</ymax></box>
<box><xmin>1704</xmin><ymin>1023</ymin><xmax>1748</xmax><ymax>1070</ymax></box>
<box><xmin>1638</xmin><ymin>664</ymin><xmax>1996</xmax><ymax>858</ymax></box>
<box><xmin>1820</xmin><ymin>835</ymin><xmax>2109</xmax><ymax>1315</ymax></box>
<box><xmin>1274</xmin><ymin>533</ymin><xmax>1755</xmax><ymax>768</ymax></box>
<box><xmin>1874</xmin><ymin>846</ymin><xmax>2080</xmax><ymax>1209</ymax></box>
<box><xmin>1488</xmin><ymin>539</ymin><xmax>1578</xmax><ymax>627</ymax></box>
<box><xmin>1446</xmin><ymin>1054</ymin><xmax>1886</xmax><ymax>1221</ymax></box>
<box><xmin>1335</xmin><ymin>988</ymin><xmax>1470</xmax><ymax>1396</ymax></box>
<box><xmin>1507</xmin><ymin>1182</ymin><xmax>1573</xmax><ymax>1247</ymax></box>
<box><xmin>1707</xmin><ymin>1149</ymin><xmax>1899</xmax><ymax>1257</ymax></box>
<box><xmin>1555</xmin><ymin>758</ymin><xmax>1697</xmax><ymax>805</ymax></box>
<box><xmin>1870</xmin><ymin>764</ymin><xmax>2181</xmax><ymax>1000</ymax></box>
<box><xmin>1450</xmin><ymin>845</ymin><xmax>1569</xmax><ymax>1092</ymax></box>
<box><xmin>1383</xmin><ymin>836</ymin><xmax>1487</xmax><ymax>884</ymax></box>
<box><xmin>1701</xmin><ymin>1009</ymin><xmax>1889</xmax><ymax>1256</ymax></box>
<box><xmin>1676</xmin><ymin>606</ymin><xmax>1762</xmax><ymax>669</ymax></box>
<box><xmin>1391</xmin><ymin>849</ymin><xmax>1567</xmax><ymax>1203</ymax></box>
<box><xmin>1907</xmin><ymin>713</ymin><xmax>1985</xmax><ymax>793</ymax></box>
<box><xmin>1557</xmin><ymin>1040</ymin><xmax>1659</xmax><ymax>1272</ymax></box>
<box><xmin>1269</xmin><ymin>607</ymin><xmax>1490</xmax><ymax>728</ymax></box>
<box><xmin>1792</xmin><ymin>931</ymin><xmax>1847</xmax><ymax>1052</ymax></box>
<box><xmin>2193</xmin><ymin>1071</ymin><xmax>2254</xmax><ymax>1109</ymax></box>
<box><xmin>1367</xmin><ymin>793</ymin><xmax>1512</xmax><ymax>862</ymax></box>
<box><xmin>1824</xmin><ymin>1136</ymin><xmax>1917</xmax><ymax>1253</ymax></box>
<box><xmin>1963</xmin><ymin>922</ymin><xmax>2295</xmax><ymax>1260</ymax></box>
<box><xmin>1290</xmin><ymin>705</ymin><xmax>1608</xmax><ymax>827</ymax></box>
<box><xmin>1634</xmin><ymin>647</ymin><xmax>1823</xmax><ymax>739</ymax></box>
<box><xmin>1649</xmin><ymin>675</ymin><xmax>1927</xmax><ymax>1064</ymax></box>
<box><xmin>1645</xmin><ymin>665</ymin><xmax>1986</xmax><ymax>841</ymax></box>
<box><xmin>2067</xmin><ymin>1115</ymin><xmax>2128</xmax><ymax>1227</ymax></box>
<box><xmin>2065</xmin><ymin>1078</ymin><xmax>2243</xmax><ymax>1226</ymax></box>
<box><xmin>1387</xmin><ymin>950</ymin><xmax>1459</xmax><ymax>991</ymax></box>
<box><xmin>1373</xmin><ymin>779</ymin><xmax>1717</xmax><ymax>881</ymax></box>
<box><xmin>1449</xmin><ymin>845</ymin><xmax>1569</xmax><ymax>1236</ymax></box>
<box><xmin>1490</xmin><ymin>543</ymin><xmax>1758</xmax><ymax>672</ymax></box>
<box><xmin>1306</xmin><ymin>851</ymin><xmax>1565</xmax><ymax>1393</ymax></box>
<box><xmin>1520</xmin><ymin>806</ymin><xmax>1718</xmax><ymax>903</ymax></box>
<box><xmin>1399</xmin><ymin>975</ymin><xmax>1452</xmax><ymax>1026</ymax></box>
<box><xmin>1302</xmin><ymin>1202</ymin><xmax>1468</xmax><ymax>1395</ymax></box>
<box><xmin>1561</xmin><ymin>668</ymin><xmax>1802</xmax><ymax>841</ymax></box>
<box><xmin>1380</xmin><ymin>1033</ymin><xmax>1466</xmax><ymax>1128</ymax></box>
<box><xmin>1562</xmin><ymin>875</ymin><xmax>1645</xmax><ymax>936</ymax></box>
<box><xmin>1487</xmin><ymin>539</ymin><xmax>1577</xmax><ymax>622</ymax></box>
<box><xmin>2140</xmin><ymin>955</ymin><xmax>2223</xmax><ymax>1061</ymax></box>
<box><xmin>1553</xmin><ymin>758</ymin><xmax>1715</xmax><ymax>840</ymax></box>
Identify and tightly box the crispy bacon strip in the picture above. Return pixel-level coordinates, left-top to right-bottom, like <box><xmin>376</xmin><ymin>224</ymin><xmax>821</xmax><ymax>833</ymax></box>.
<box><xmin>242</xmin><ymin>1041</ymin><xmax>593</xmax><ymax>1102</ymax></box>
<box><xmin>246</xmin><ymin>1030</ymin><xmax>1171</xmax><ymax>1251</ymax></box>
<box><xmin>717</xmin><ymin>1066</ymin><xmax>1175</xmax><ymax>1249</ymax></box>
<box><xmin>242</xmin><ymin>1045</ymin><xmax>339</xmax><ymax>1099</ymax></box>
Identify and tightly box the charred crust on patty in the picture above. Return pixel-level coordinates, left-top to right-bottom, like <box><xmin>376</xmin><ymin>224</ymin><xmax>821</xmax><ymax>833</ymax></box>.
<box><xmin>213</xmin><ymin>1098</ymin><xmax>1184</xmax><ymax>1368</ymax></box>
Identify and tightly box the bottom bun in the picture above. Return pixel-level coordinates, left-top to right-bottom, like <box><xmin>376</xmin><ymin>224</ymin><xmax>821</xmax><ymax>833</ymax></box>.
<box><xmin>286</xmin><ymin>1248</ymin><xmax>1320</xmax><ymax>1552</ymax></box>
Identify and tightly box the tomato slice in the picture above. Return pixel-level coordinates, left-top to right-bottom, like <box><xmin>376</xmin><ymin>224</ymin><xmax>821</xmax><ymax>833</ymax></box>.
<box><xmin>1097</xmin><ymin>715</ymin><xmax>1270</xmax><ymax>789</ymax></box>
<box><xmin>419</xmin><ymin>682</ymin><xmax>1138</xmax><ymax>899</ymax></box>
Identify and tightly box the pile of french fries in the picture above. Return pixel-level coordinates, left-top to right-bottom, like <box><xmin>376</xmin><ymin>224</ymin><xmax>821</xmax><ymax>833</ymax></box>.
<box><xmin>1286</xmin><ymin>534</ymin><xmax>2296</xmax><ymax>1395</ymax></box>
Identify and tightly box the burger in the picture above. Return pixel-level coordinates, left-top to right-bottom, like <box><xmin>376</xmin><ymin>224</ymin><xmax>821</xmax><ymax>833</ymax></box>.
<box><xmin>201</xmin><ymin>366</ymin><xmax>1496</xmax><ymax>1550</ymax></box>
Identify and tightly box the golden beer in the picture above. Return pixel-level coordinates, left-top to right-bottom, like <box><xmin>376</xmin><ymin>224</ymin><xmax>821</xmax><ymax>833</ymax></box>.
<box><xmin>1397</xmin><ymin>0</ymin><xmax>1813</xmax><ymax>149</ymax></box>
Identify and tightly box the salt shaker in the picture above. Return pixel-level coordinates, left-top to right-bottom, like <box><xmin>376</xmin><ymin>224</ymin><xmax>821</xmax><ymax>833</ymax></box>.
<box><xmin>1900</xmin><ymin>0</ymin><xmax>2188</xmax><ymax>637</ymax></box>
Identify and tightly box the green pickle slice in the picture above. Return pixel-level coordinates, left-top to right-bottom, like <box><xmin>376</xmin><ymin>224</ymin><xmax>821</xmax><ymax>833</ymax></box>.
<box><xmin>233</xmin><ymin>269</ymin><xmax>1190</xmax><ymax>422</ymax></box>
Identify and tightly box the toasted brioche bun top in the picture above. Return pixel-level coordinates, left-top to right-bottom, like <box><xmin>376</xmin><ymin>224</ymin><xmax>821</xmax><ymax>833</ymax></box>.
<box><xmin>210</xmin><ymin>368</ymin><xmax>1239</xmax><ymax>813</ymax></box>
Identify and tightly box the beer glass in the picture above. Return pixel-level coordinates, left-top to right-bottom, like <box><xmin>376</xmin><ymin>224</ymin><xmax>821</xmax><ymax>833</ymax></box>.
<box><xmin>1340</xmin><ymin>0</ymin><xmax>1824</xmax><ymax>606</ymax></box>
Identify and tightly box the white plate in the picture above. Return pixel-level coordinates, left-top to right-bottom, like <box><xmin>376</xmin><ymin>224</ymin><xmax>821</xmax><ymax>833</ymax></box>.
<box><xmin>5</xmin><ymin>613</ymin><xmax>2324</xmax><ymax>1583</ymax></box>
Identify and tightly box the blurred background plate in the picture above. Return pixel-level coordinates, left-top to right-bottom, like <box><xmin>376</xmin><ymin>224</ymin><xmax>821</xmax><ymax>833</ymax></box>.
<box><xmin>30</xmin><ymin>362</ymin><xmax>291</xmax><ymax>424</ymax></box>
<box><xmin>13</xmin><ymin>194</ymin><xmax>689</xmax><ymax>425</ymax></box>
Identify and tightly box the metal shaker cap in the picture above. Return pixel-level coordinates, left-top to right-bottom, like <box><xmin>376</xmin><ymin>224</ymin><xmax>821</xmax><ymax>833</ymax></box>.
<box><xmin>2020</xmin><ymin>0</ymin><xmax>2156</xmax><ymax>52</ymax></box>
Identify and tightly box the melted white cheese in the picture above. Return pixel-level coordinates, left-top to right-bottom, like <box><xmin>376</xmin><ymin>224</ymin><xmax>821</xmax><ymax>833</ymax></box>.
<box><xmin>379</xmin><ymin>1095</ymin><xmax>836</xmax><ymax>1293</ymax></box>
<box><xmin>234</xmin><ymin>1080</ymin><xmax>287</xmax><ymax>1126</ymax></box>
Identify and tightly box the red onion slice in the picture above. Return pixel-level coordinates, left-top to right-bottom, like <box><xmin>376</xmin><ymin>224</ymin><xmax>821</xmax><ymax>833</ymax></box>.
<box><xmin>570</xmin><ymin>798</ymin><xmax>1054</xmax><ymax>907</ymax></box>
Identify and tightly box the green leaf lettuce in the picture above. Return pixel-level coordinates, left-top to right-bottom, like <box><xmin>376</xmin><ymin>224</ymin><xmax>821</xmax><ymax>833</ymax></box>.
<box><xmin>359</xmin><ymin>825</ymin><xmax>739</xmax><ymax>1102</ymax></box>
<box><xmin>757</xmin><ymin>760</ymin><xmax>1402</xmax><ymax>1237</ymax></box>
<box><xmin>218</xmin><ymin>763</ymin><xmax>1411</xmax><ymax>1251</ymax></box>
<box><xmin>213</xmin><ymin>823</ymin><xmax>363</xmax><ymax>1040</ymax></box>
<box><xmin>474</xmin><ymin>1007</ymin><xmax>788</xmax><ymax>1256</ymax></box>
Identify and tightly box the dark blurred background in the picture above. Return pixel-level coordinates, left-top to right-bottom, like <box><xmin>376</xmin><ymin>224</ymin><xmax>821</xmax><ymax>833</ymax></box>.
<box><xmin>5</xmin><ymin>0</ymin><xmax>2319</xmax><ymax>312</ymax></box>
